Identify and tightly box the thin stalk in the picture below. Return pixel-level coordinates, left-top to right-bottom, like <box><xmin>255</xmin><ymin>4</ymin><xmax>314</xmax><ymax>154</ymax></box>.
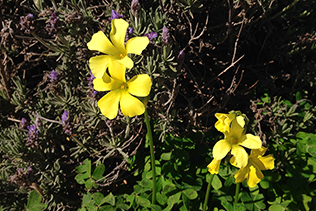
<box><xmin>144</xmin><ymin>109</ymin><xmax>156</xmax><ymax>205</ymax></box>
<box><xmin>31</xmin><ymin>32</ymin><xmax>60</xmax><ymax>52</ymax></box>
<box><xmin>234</xmin><ymin>182</ymin><xmax>240</xmax><ymax>205</ymax></box>
<box><xmin>203</xmin><ymin>174</ymin><xmax>215</xmax><ymax>211</ymax></box>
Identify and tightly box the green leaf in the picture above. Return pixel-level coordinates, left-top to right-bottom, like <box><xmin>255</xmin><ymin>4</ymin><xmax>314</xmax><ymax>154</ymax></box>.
<box><xmin>161</xmin><ymin>152</ymin><xmax>171</xmax><ymax>161</ymax></box>
<box><xmin>92</xmin><ymin>163</ymin><xmax>105</xmax><ymax>180</ymax></box>
<box><xmin>296</xmin><ymin>91</ymin><xmax>302</xmax><ymax>101</ymax></box>
<box><xmin>233</xmin><ymin>203</ymin><xmax>247</xmax><ymax>211</ymax></box>
<box><xmin>135</xmin><ymin>196</ymin><xmax>151</xmax><ymax>207</ymax></box>
<box><xmin>26</xmin><ymin>190</ymin><xmax>43</xmax><ymax>208</ymax></box>
<box><xmin>305</xmin><ymin>133</ymin><xmax>316</xmax><ymax>157</ymax></box>
<box><xmin>219</xmin><ymin>195</ymin><xmax>233</xmax><ymax>210</ymax></box>
<box><xmin>100</xmin><ymin>192</ymin><xmax>116</xmax><ymax>206</ymax></box>
<box><xmin>269</xmin><ymin>204</ymin><xmax>285</xmax><ymax>211</ymax></box>
<box><xmin>302</xmin><ymin>194</ymin><xmax>312</xmax><ymax>211</ymax></box>
<box><xmin>181</xmin><ymin>189</ymin><xmax>197</xmax><ymax>200</ymax></box>
<box><xmin>167</xmin><ymin>191</ymin><xmax>181</xmax><ymax>207</ymax></box>
<box><xmin>150</xmin><ymin>204</ymin><xmax>163</xmax><ymax>211</ymax></box>
<box><xmin>252</xmin><ymin>194</ymin><xmax>266</xmax><ymax>211</ymax></box>
<box><xmin>85</xmin><ymin>178</ymin><xmax>97</xmax><ymax>189</ymax></box>
<box><xmin>139</xmin><ymin>177</ymin><xmax>153</xmax><ymax>188</ymax></box>
<box><xmin>93</xmin><ymin>192</ymin><xmax>104</xmax><ymax>205</ymax></box>
<box><xmin>27</xmin><ymin>204</ymin><xmax>48</xmax><ymax>211</ymax></box>
<box><xmin>75</xmin><ymin>172</ymin><xmax>90</xmax><ymax>184</ymax></box>
<box><xmin>212</xmin><ymin>175</ymin><xmax>222</xmax><ymax>190</ymax></box>
<box><xmin>156</xmin><ymin>191</ymin><xmax>168</xmax><ymax>205</ymax></box>
<box><xmin>240</xmin><ymin>192</ymin><xmax>253</xmax><ymax>211</ymax></box>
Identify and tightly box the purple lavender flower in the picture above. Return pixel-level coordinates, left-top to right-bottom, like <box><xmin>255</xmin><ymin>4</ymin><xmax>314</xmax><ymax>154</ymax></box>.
<box><xmin>87</xmin><ymin>72</ymin><xmax>97</xmax><ymax>96</ymax></box>
<box><xmin>125</xmin><ymin>27</ymin><xmax>134</xmax><ymax>42</ymax></box>
<box><xmin>20</xmin><ymin>118</ymin><xmax>27</xmax><ymax>128</ymax></box>
<box><xmin>61</xmin><ymin>111</ymin><xmax>72</xmax><ymax>135</ymax></box>
<box><xmin>109</xmin><ymin>10</ymin><xmax>123</xmax><ymax>21</ymax></box>
<box><xmin>162</xmin><ymin>26</ymin><xmax>170</xmax><ymax>45</ymax></box>
<box><xmin>26</xmin><ymin>125</ymin><xmax>39</xmax><ymax>147</ymax></box>
<box><xmin>19</xmin><ymin>13</ymin><xmax>34</xmax><ymax>34</ymax></box>
<box><xmin>87</xmin><ymin>71</ymin><xmax>95</xmax><ymax>89</ymax></box>
<box><xmin>45</xmin><ymin>12</ymin><xmax>59</xmax><ymax>35</ymax></box>
<box><xmin>145</xmin><ymin>31</ymin><xmax>157</xmax><ymax>44</ymax></box>
<box><xmin>131</xmin><ymin>0</ymin><xmax>141</xmax><ymax>17</ymax></box>
<box><xmin>48</xmin><ymin>70</ymin><xmax>59</xmax><ymax>82</ymax></box>
<box><xmin>27</xmin><ymin>166</ymin><xmax>32</xmax><ymax>174</ymax></box>
<box><xmin>61</xmin><ymin>111</ymin><xmax>69</xmax><ymax>124</ymax></box>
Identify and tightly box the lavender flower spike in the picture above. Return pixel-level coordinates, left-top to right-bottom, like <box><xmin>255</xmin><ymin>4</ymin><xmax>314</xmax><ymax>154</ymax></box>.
<box><xmin>145</xmin><ymin>31</ymin><xmax>157</xmax><ymax>43</ymax></box>
<box><xmin>48</xmin><ymin>70</ymin><xmax>59</xmax><ymax>82</ymax></box>
<box><xmin>61</xmin><ymin>110</ymin><xmax>69</xmax><ymax>124</ymax></box>
<box><xmin>26</xmin><ymin>125</ymin><xmax>39</xmax><ymax>147</ymax></box>
<box><xmin>20</xmin><ymin>118</ymin><xmax>27</xmax><ymax>128</ymax></box>
<box><xmin>109</xmin><ymin>10</ymin><xmax>123</xmax><ymax>21</ymax></box>
<box><xmin>162</xmin><ymin>26</ymin><xmax>170</xmax><ymax>45</ymax></box>
<box><xmin>131</xmin><ymin>0</ymin><xmax>141</xmax><ymax>17</ymax></box>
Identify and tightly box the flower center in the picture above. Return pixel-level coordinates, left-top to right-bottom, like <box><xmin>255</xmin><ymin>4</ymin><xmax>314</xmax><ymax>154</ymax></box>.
<box><xmin>120</xmin><ymin>83</ymin><xmax>128</xmax><ymax>90</ymax></box>
<box><xmin>119</xmin><ymin>53</ymin><xmax>126</xmax><ymax>59</ymax></box>
<box><xmin>232</xmin><ymin>137</ymin><xmax>238</xmax><ymax>144</ymax></box>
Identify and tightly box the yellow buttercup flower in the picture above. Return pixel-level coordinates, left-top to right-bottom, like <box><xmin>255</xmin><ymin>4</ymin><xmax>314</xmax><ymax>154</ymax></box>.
<box><xmin>232</xmin><ymin>146</ymin><xmax>274</xmax><ymax>188</ymax></box>
<box><xmin>215</xmin><ymin>111</ymin><xmax>246</xmax><ymax>133</ymax></box>
<box><xmin>87</xmin><ymin>18</ymin><xmax>149</xmax><ymax>80</ymax></box>
<box><xmin>207</xmin><ymin>158</ymin><xmax>221</xmax><ymax>174</ymax></box>
<box><xmin>93</xmin><ymin>63</ymin><xmax>152</xmax><ymax>119</ymax></box>
<box><xmin>212</xmin><ymin>117</ymin><xmax>262</xmax><ymax>168</ymax></box>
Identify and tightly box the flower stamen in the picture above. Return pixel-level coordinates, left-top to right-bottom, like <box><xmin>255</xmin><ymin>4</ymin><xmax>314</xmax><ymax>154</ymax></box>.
<box><xmin>120</xmin><ymin>83</ymin><xmax>128</xmax><ymax>90</ymax></box>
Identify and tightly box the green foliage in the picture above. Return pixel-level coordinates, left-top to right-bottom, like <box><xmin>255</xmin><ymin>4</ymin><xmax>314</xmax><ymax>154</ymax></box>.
<box><xmin>24</xmin><ymin>190</ymin><xmax>47</xmax><ymax>211</ymax></box>
<box><xmin>75</xmin><ymin>159</ymin><xmax>105</xmax><ymax>189</ymax></box>
<box><xmin>78</xmin><ymin>192</ymin><xmax>123</xmax><ymax>211</ymax></box>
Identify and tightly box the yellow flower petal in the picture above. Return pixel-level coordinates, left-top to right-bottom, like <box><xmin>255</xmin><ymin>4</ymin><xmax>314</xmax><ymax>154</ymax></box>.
<box><xmin>236</xmin><ymin>115</ymin><xmax>245</xmax><ymax>128</ymax></box>
<box><xmin>234</xmin><ymin>167</ymin><xmax>249</xmax><ymax>183</ymax></box>
<box><xmin>89</xmin><ymin>55</ymin><xmax>112</xmax><ymax>79</ymax></box>
<box><xmin>230</xmin><ymin>119</ymin><xmax>244</xmax><ymax>138</ymax></box>
<box><xmin>116</xmin><ymin>55</ymin><xmax>134</xmax><ymax>69</ymax></box>
<box><xmin>215</xmin><ymin>113</ymin><xmax>234</xmax><ymax>133</ymax></box>
<box><xmin>127</xmin><ymin>74</ymin><xmax>152</xmax><ymax>97</ymax></box>
<box><xmin>207</xmin><ymin>159</ymin><xmax>221</xmax><ymax>174</ymax></box>
<box><xmin>258</xmin><ymin>155</ymin><xmax>274</xmax><ymax>170</ymax></box>
<box><xmin>240</xmin><ymin>134</ymin><xmax>262</xmax><ymax>149</ymax></box>
<box><xmin>213</xmin><ymin>139</ymin><xmax>232</xmax><ymax>160</ymax></box>
<box><xmin>93</xmin><ymin>77</ymin><xmax>122</xmax><ymax>91</ymax></box>
<box><xmin>126</xmin><ymin>37</ymin><xmax>150</xmax><ymax>55</ymax></box>
<box><xmin>97</xmin><ymin>90</ymin><xmax>121</xmax><ymax>119</ymax></box>
<box><xmin>110</xmin><ymin>19</ymin><xmax>129</xmax><ymax>53</ymax></box>
<box><xmin>108</xmin><ymin>61</ymin><xmax>126</xmax><ymax>82</ymax></box>
<box><xmin>120</xmin><ymin>91</ymin><xmax>145</xmax><ymax>117</ymax></box>
<box><xmin>231</xmin><ymin>145</ymin><xmax>249</xmax><ymax>168</ymax></box>
<box><xmin>87</xmin><ymin>31</ymin><xmax>120</xmax><ymax>55</ymax></box>
<box><xmin>247</xmin><ymin>165</ymin><xmax>264</xmax><ymax>188</ymax></box>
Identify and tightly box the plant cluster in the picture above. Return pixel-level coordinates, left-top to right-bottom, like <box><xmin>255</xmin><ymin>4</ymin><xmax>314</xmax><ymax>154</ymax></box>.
<box><xmin>1</xmin><ymin>0</ymin><xmax>316</xmax><ymax>210</ymax></box>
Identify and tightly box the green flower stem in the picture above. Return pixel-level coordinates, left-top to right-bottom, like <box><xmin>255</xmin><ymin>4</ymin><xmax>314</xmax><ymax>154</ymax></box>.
<box><xmin>144</xmin><ymin>109</ymin><xmax>156</xmax><ymax>205</ymax></box>
<box><xmin>234</xmin><ymin>182</ymin><xmax>240</xmax><ymax>205</ymax></box>
<box><xmin>203</xmin><ymin>174</ymin><xmax>215</xmax><ymax>211</ymax></box>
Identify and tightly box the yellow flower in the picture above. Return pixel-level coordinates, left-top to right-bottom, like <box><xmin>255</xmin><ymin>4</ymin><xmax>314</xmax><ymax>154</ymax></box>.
<box><xmin>87</xmin><ymin>19</ymin><xmax>149</xmax><ymax>79</ymax></box>
<box><xmin>215</xmin><ymin>111</ymin><xmax>246</xmax><ymax>133</ymax></box>
<box><xmin>232</xmin><ymin>146</ymin><xmax>274</xmax><ymax>188</ymax></box>
<box><xmin>93</xmin><ymin>62</ymin><xmax>152</xmax><ymax>119</ymax></box>
<box><xmin>207</xmin><ymin>158</ymin><xmax>221</xmax><ymax>174</ymax></box>
<box><xmin>212</xmin><ymin>117</ymin><xmax>262</xmax><ymax>168</ymax></box>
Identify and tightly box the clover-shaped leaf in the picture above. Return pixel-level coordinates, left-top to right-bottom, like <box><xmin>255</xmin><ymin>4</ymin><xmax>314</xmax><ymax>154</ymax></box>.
<box><xmin>75</xmin><ymin>158</ymin><xmax>105</xmax><ymax>189</ymax></box>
